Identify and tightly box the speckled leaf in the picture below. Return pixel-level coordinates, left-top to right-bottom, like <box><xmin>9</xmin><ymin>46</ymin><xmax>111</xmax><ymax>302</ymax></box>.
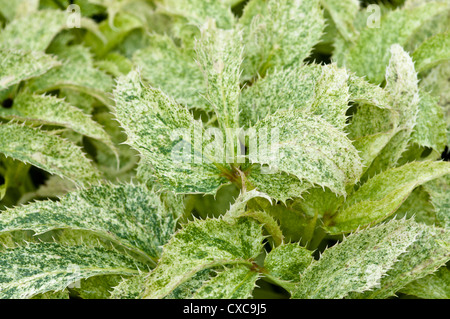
<box><xmin>327</xmin><ymin>161</ymin><xmax>450</xmax><ymax>235</ymax></box>
<box><xmin>292</xmin><ymin>219</ymin><xmax>425</xmax><ymax>299</ymax></box>
<box><xmin>109</xmin><ymin>273</ymin><xmax>147</xmax><ymax>299</ymax></box>
<box><xmin>347</xmin><ymin>74</ymin><xmax>392</xmax><ymax>109</ymax></box>
<box><xmin>350</xmin><ymin>224</ymin><xmax>450</xmax><ymax>299</ymax></box>
<box><xmin>113</xmin><ymin>70</ymin><xmax>226</xmax><ymax>194</ymax></box>
<box><xmin>412</xmin><ymin>32</ymin><xmax>450</xmax><ymax>73</ymax></box>
<box><xmin>142</xmin><ymin>218</ymin><xmax>264</xmax><ymax>299</ymax></box>
<box><xmin>411</xmin><ymin>91</ymin><xmax>447</xmax><ymax>153</ymax></box>
<box><xmin>157</xmin><ymin>0</ymin><xmax>235</xmax><ymax>29</ymax></box>
<box><xmin>195</xmin><ymin>22</ymin><xmax>242</xmax><ymax>131</ymax></box>
<box><xmin>264</xmin><ymin>243</ymin><xmax>313</xmax><ymax>288</ymax></box>
<box><xmin>400</xmin><ymin>267</ymin><xmax>450</xmax><ymax>299</ymax></box>
<box><xmin>340</xmin><ymin>2</ymin><xmax>447</xmax><ymax>84</ymax></box>
<box><xmin>27</xmin><ymin>45</ymin><xmax>114</xmax><ymax>105</ymax></box>
<box><xmin>0</xmin><ymin>49</ymin><xmax>60</xmax><ymax>91</ymax></box>
<box><xmin>247</xmin><ymin>167</ymin><xmax>311</xmax><ymax>203</ymax></box>
<box><xmin>363</xmin><ymin>45</ymin><xmax>420</xmax><ymax>177</ymax></box>
<box><xmin>0</xmin><ymin>242</ymin><xmax>144</xmax><ymax>299</ymax></box>
<box><xmin>0</xmin><ymin>184</ymin><xmax>177</xmax><ymax>264</ymax></box>
<box><xmin>249</xmin><ymin>111</ymin><xmax>362</xmax><ymax>196</ymax></box>
<box><xmin>240</xmin><ymin>64</ymin><xmax>350</xmax><ymax>130</ymax></box>
<box><xmin>133</xmin><ymin>34</ymin><xmax>207</xmax><ymax>110</ymax></box>
<box><xmin>0</xmin><ymin>10</ymin><xmax>103</xmax><ymax>52</ymax></box>
<box><xmin>320</xmin><ymin>0</ymin><xmax>359</xmax><ymax>41</ymax></box>
<box><xmin>223</xmin><ymin>189</ymin><xmax>271</xmax><ymax>222</ymax></box>
<box><xmin>0</xmin><ymin>93</ymin><xmax>116</xmax><ymax>153</ymax></box>
<box><xmin>423</xmin><ymin>175</ymin><xmax>450</xmax><ymax>229</ymax></box>
<box><xmin>0</xmin><ymin>122</ymin><xmax>101</xmax><ymax>186</ymax></box>
<box><xmin>240</xmin><ymin>0</ymin><xmax>325</xmax><ymax>79</ymax></box>
<box><xmin>0</xmin><ymin>0</ymin><xmax>39</xmax><ymax>21</ymax></box>
<box><xmin>192</xmin><ymin>265</ymin><xmax>259</xmax><ymax>299</ymax></box>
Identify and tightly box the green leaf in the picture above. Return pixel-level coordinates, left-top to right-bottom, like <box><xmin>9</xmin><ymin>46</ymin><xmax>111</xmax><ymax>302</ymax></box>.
<box><xmin>0</xmin><ymin>122</ymin><xmax>101</xmax><ymax>186</ymax></box>
<box><xmin>72</xmin><ymin>275</ymin><xmax>123</xmax><ymax>299</ymax></box>
<box><xmin>292</xmin><ymin>219</ymin><xmax>427</xmax><ymax>299</ymax></box>
<box><xmin>240</xmin><ymin>63</ymin><xmax>351</xmax><ymax>130</ymax></box>
<box><xmin>31</xmin><ymin>290</ymin><xmax>70</xmax><ymax>299</ymax></box>
<box><xmin>0</xmin><ymin>0</ymin><xmax>39</xmax><ymax>21</ymax></box>
<box><xmin>319</xmin><ymin>0</ymin><xmax>359</xmax><ymax>41</ymax></box>
<box><xmin>412</xmin><ymin>32</ymin><xmax>450</xmax><ymax>73</ymax></box>
<box><xmin>195</xmin><ymin>21</ymin><xmax>243</xmax><ymax>131</ymax></box>
<box><xmin>246</xmin><ymin>167</ymin><xmax>310</xmax><ymax>203</ymax></box>
<box><xmin>410</xmin><ymin>91</ymin><xmax>447</xmax><ymax>153</ymax></box>
<box><xmin>249</xmin><ymin>111</ymin><xmax>362</xmax><ymax>196</ymax></box>
<box><xmin>192</xmin><ymin>265</ymin><xmax>259</xmax><ymax>299</ymax></box>
<box><xmin>84</xmin><ymin>12</ymin><xmax>143</xmax><ymax>58</ymax></box>
<box><xmin>133</xmin><ymin>34</ymin><xmax>207</xmax><ymax>110</ymax></box>
<box><xmin>27</xmin><ymin>45</ymin><xmax>114</xmax><ymax>105</ymax></box>
<box><xmin>113</xmin><ymin>70</ymin><xmax>227</xmax><ymax>194</ymax></box>
<box><xmin>0</xmin><ymin>184</ymin><xmax>177</xmax><ymax>264</ymax></box>
<box><xmin>423</xmin><ymin>175</ymin><xmax>450</xmax><ymax>229</ymax></box>
<box><xmin>0</xmin><ymin>242</ymin><xmax>144</xmax><ymax>299</ymax></box>
<box><xmin>0</xmin><ymin>93</ymin><xmax>116</xmax><ymax>154</ymax></box>
<box><xmin>223</xmin><ymin>189</ymin><xmax>271</xmax><ymax>222</ymax></box>
<box><xmin>264</xmin><ymin>243</ymin><xmax>313</xmax><ymax>287</ymax></box>
<box><xmin>400</xmin><ymin>267</ymin><xmax>450</xmax><ymax>299</ymax></box>
<box><xmin>349</xmin><ymin>223</ymin><xmax>450</xmax><ymax>299</ymax></box>
<box><xmin>240</xmin><ymin>0</ymin><xmax>325</xmax><ymax>79</ymax></box>
<box><xmin>347</xmin><ymin>74</ymin><xmax>392</xmax><ymax>109</ymax></box>
<box><xmin>0</xmin><ymin>49</ymin><xmax>60</xmax><ymax>91</ymax></box>
<box><xmin>109</xmin><ymin>273</ymin><xmax>147</xmax><ymax>299</ymax></box>
<box><xmin>339</xmin><ymin>1</ymin><xmax>447</xmax><ymax>84</ymax></box>
<box><xmin>157</xmin><ymin>0</ymin><xmax>235</xmax><ymax>29</ymax></box>
<box><xmin>0</xmin><ymin>9</ymin><xmax>103</xmax><ymax>52</ymax></box>
<box><xmin>326</xmin><ymin>161</ymin><xmax>450</xmax><ymax>235</ymax></box>
<box><xmin>363</xmin><ymin>45</ymin><xmax>420</xmax><ymax>177</ymax></box>
<box><xmin>142</xmin><ymin>217</ymin><xmax>264</xmax><ymax>298</ymax></box>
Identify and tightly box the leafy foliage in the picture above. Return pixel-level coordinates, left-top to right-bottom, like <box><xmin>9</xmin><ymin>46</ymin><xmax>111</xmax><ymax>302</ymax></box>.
<box><xmin>0</xmin><ymin>0</ymin><xmax>449</xmax><ymax>300</ymax></box>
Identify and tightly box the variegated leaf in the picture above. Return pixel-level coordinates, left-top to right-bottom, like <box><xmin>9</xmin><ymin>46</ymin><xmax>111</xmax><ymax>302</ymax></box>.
<box><xmin>0</xmin><ymin>184</ymin><xmax>177</xmax><ymax>264</ymax></box>
<box><xmin>400</xmin><ymin>266</ymin><xmax>450</xmax><ymax>299</ymax></box>
<box><xmin>240</xmin><ymin>64</ymin><xmax>350</xmax><ymax>130</ymax></box>
<box><xmin>27</xmin><ymin>45</ymin><xmax>114</xmax><ymax>105</ymax></box>
<box><xmin>410</xmin><ymin>91</ymin><xmax>447</xmax><ymax>153</ymax></box>
<box><xmin>423</xmin><ymin>175</ymin><xmax>450</xmax><ymax>229</ymax></box>
<box><xmin>142</xmin><ymin>218</ymin><xmax>264</xmax><ymax>298</ymax></box>
<box><xmin>248</xmin><ymin>111</ymin><xmax>362</xmax><ymax>196</ymax></box>
<box><xmin>0</xmin><ymin>122</ymin><xmax>101</xmax><ymax>186</ymax></box>
<box><xmin>0</xmin><ymin>49</ymin><xmax>60</xmax><ymax>91</ymax></box>
<box><xmin>320</xmin><ymin>0</ymin><xmax>359</xmax><ymax>41</ymax></box>
<box><xmin>0</xmin><ymin>0</ymin><xmax>39</xmax><ymax>21</ymax></box>
<box><xmin>133</xmin><ymin>34</ymin><xmax>207</xmax><ymax>110</ymax></box>
<box><xmin>412</xmin><ymin>32</ymin><xmax>450</xmax><ymax>73</ymax></box>
<box><xmin>339</xmin><ymin>1</ymin><xmax>447</xmax><ymax>84</ymax></box>
<box><xmin>326</xmin><ymin>161</ymin><xmax>450</xmax><ymax>235</ymax></box>
<box><xmin>240</xmin><ymin>0</ymin><xmax>325</xmax><ymax>79</ymax></box>
<box><xmin>113</xmin><ymin>70</ymin><xmax>227</xmax><ymax>194</ymax></box>
<box><xmin>246</xmin><ymin>167</ymin><xmax>311</xmax><ymax>203</ymax></box>
<box><xmin>363</xmin><ymin>45</ymin><xmax>420</xmax><ymax>177</ymax></box>
<box><xmin>0</xmin><ymin>242</ymin><xmax>145</xmax><ymax>299</ymax></box>
<box><xmin>109</xmin><ymin>273</ymin><xmax>148</xmax><ymax>299</ymax></box>
<box><xmin>292</xmin><ymin>219</ymin><xmax>426</xmax><ymax>299</ymax></box>
<box><xmin>0</xmin><ymin>93</ymin><xmax>116</xmax><ymax>154</ymax></box>
<box><xmin>264</xmin><ymin>243</ymin><xmax>313</xmax><ymax>292</ymax></box>
<box><xmin>192</xmin><ymin>265</ymin><xmax>259</xmax><ymax>299</ymax></box>
<box><xmin>0</xmin><ymin>9</ymin><xmax>103</xmax><ymax>52</ymax></box>
<box><xmin>195</xmin><ymin>22</ymin><xmax>243</xmax><ymax>131</ymax></box>
<box><xmin>349</xmin><ymin>224</ymin><xmax>450</xmax><ymax>299</ymax></box>
<box><xmin>157</xmin><ymin>0</ymin><xmax>235</xmax><ymax>29</ymax></box>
